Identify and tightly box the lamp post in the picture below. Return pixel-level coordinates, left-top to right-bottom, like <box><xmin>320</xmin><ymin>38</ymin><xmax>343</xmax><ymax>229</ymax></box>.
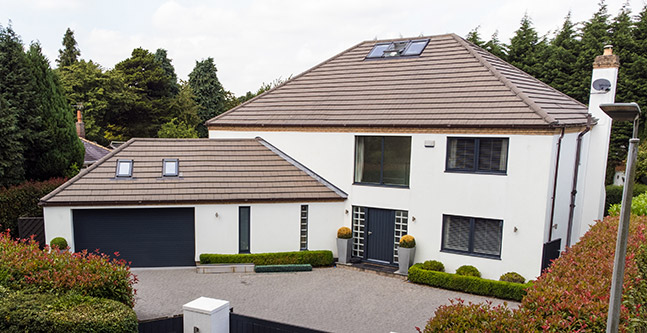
<box><xmin>600</xmin><ymin>102</ymin><xmax>641</xmax><ymax>333</ymax></box>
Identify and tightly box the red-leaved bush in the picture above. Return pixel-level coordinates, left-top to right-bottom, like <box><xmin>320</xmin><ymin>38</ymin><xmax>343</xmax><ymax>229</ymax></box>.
<box><xmin>423</xmin><ymin>215</ymin><xmax>647</xmax><ymax>332</ymax></box>
<box><xmin>0</xmin><ymin>231</ymin><xmax>137</xmax><ymax>307</ymax></box>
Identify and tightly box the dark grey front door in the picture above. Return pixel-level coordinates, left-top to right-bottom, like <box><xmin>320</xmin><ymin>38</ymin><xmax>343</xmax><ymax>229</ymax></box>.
<box><xmin>366</xmin><ymin>208</ymin><xmax>395</xmax><ymax>264</ymax></box>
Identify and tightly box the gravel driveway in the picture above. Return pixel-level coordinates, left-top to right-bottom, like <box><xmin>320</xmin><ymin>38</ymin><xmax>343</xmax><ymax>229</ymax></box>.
<box><xmin>132</xmin><ymin>266</ymin><xmax>516</xmax><ymax>333</ymax></box>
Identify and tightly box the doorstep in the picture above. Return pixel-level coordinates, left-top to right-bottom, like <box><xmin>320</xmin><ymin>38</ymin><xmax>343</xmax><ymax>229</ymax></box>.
<box><xmin>336</xmin><ymin>261</ymin><xmax>406</xmax><ymax>280</ymax></box>
<box><xmin>196</xmin><ymin>263</ymin><xmax>255</xmax><ymax>274</ymax></box>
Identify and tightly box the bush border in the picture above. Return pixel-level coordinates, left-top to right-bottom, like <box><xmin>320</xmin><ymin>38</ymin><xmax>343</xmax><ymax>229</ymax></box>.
<box><xmin>199</xmin><ymin>250</ymin><xmax>333</xmax><ymax>267</ymax></box>
<box><xmin>254</xmin><ymin>264</ymin><xmax>313</xmax><ymax>273</ymax></box>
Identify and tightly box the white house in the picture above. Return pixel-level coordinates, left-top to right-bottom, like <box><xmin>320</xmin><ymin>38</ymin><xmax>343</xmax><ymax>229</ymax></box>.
<box><xmin>206</xmin><ymin>34</ymin><xmax>619</xmax><ymax>279</ymax></box>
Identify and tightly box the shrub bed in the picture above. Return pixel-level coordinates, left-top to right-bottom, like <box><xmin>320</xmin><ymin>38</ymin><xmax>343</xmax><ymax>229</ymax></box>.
<box><xmin>0</xmin><ymin>178</ymin><xmax>66</xmax><ymax>238</ymax></box>
<box><xmin>200</xmin><ymin>250</ymin><xmax>333</xmax><ymax>267</ymax></box>
<box><xmin>408</xmin><ymin>264</ymin><xmax>528</xmax><ymax>301</ymax></box>
<box><xmin>254</xmin><ymin>264</ymin><xmax>313</xmax><ymax>273</ymax></box>
<box><xmin>0</xmin><ymin>288</ymin><xmax>137</xmax><ymax>333</ymax></box>
<box><xmin>0</xmin><ymin>231</ymin><xmax>137</xmax><ymax>307</ymax></box>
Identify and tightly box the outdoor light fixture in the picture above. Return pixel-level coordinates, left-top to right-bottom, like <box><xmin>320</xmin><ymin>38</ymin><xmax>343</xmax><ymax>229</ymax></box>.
<box><xmin>601</xmin><ymin>102</ymin><xmax>641</xmax><ymax>333</ymax></box>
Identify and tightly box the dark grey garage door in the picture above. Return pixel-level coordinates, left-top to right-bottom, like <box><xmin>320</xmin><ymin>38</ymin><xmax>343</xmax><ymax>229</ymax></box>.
<box><xmin>73</xmin><ymin>208</ymin><xmax>195</xmax><ymax>267</ymax></box>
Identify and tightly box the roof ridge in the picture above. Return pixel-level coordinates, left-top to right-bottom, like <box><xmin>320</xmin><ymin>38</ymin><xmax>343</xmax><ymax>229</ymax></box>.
<box><xmin>255</xmin><ymin>137</ymin><xmax>348</xmax><ymax>199</ymax></box>
<box><xmin>79</xmin><ymin>137</ymin><xmax>111</xmax><ymax>152</ymax></box>
<box><xmin>206</xmin><ymin>40</ymin><xmax>368</xmax><ymax>126</ymax></box>
<box><xmin>40</xmin><ymin>138</ymin><xmax>138</xmax><ymax>205</ymax></box>
<box><xmin>450</xmin><ymin>34</ymin><xmax>558</xmax><ymax>126</ymax></box>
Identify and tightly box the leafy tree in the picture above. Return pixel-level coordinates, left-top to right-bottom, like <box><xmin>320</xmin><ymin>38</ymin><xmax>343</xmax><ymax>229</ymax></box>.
<box><xmin>628</xmin><ymin>6</ymin><xmax>647</xmax><ymax>140</ymax></box>
<box><xmin>56</xmin><ymin>28</ymin><xmax>80</xmax><ymax>68</ymax></box>
<box><xmin>507</xmin><ymin>13</ymin><xmax>546</xmax><ymax>77</ymax></box>
<box><xmin>483</xmin><ymin>31</ymin><xmax>507</xmax><ymax>58</ymax></box>
<box><xmin>466</xmin><ymin>26</ymin><xmax>484</xmax><ymax>46</ymax></box>
<box><xmin>234</xmin><ymin>76</ymin><xmax>292</xmax><ymax>105</ymax></box>
<box><xmin>188</xmin><ymin>57</ymin><xmax>227</xmax><ymax>137</ymax></box>
<box><xmin>540</xmin><ymin>12</ymin><xmax>581</xmax><ymax>97</ymax></box>
<box><xmin>154</xmin><ymin>48</ymin><xmax>179</xmax><ymax>96</ymax></box>
<box><xmin>574</xmin><ymin>1</ymin><xmax>611</xmax><ymax>104</ymax></box>
<box><xmin>157</xmin><ymin>118</ymin><xmax>199</xmax><ymax>138</ymax></box>
<box><xmin>166</xmin><ymin>80</ymin><xmax>200</xmax><ymax>129</ymax></box>
<box><xmin>0</xmin><ymin>95</ymin><xmax>22</xmax><ymax>187</ymax></box>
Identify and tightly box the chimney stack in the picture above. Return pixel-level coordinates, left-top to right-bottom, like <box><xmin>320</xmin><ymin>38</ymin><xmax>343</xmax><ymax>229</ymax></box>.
<box><xmin>76</xmin><ymin>109</ymin><xmax>85</xmax><ymax>138</ymax></box>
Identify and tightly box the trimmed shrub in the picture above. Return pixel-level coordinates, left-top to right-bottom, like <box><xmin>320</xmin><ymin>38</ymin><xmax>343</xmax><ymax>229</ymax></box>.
<box><xmin>408</xmin><ymin>264</ymin><xmax>528</xmax><ymax>301</ymax></box>
<box><xmin>0</xmin><ymin>231</ymin><xmax>137</xmax><ymax>307</ymax></box>
<box><xmin>254</xmin><ymin>264</ymin><xmax>313</xmax><ymax>273</ymax></box>
<box><xmin>0</xmin><ymin>178</ymin><xmax>66</xmax><ymax>238</ymax></box>
<box><xmin>499</xmin><ymin>272</ymin><xmax>525</xmax><ymax>284</ymax></box>
<box><xmin>456</xmin><ymin>265</ymin><xmax>481</xmax><ymax>278</ymax></box>
<box><xmin>399</xmin><ymin>234</ymin><xmax>415</xmax><ymax>248</ymax></box>
<box><xmin>337</xmin><ymin>227</ymin><xmax>352</xmax><ymax>239</ymax></box>
<box><xmin>605</xmin><ymin>184</ymin><xmax>647</xmax><ymax>216</ymax></box>
<box><xmin>50</xmin><ymin>237</ymin><xmax>68</xmax><ymax>249</ymax></box>
<box><xmin>423</xmin><ymin>299</ymin><xmax>522</xmax><ymax>332</ymax></box>
<box><xmin>200</xmin><ymin>250</ymin><xmax>333</xmax><ymax>267</ymax></box>
<box><xmin>421</xmin><ymin>260</ymin><xmax>445</xmax><ymax>272</ymax></box>
<box><xmin>0</xmin><ymin>289</ymin><xmax>137</xmax><ymax>332</ymax></box>
<box><xmin>609</xmin><ymin>191</ymin><xmax>647</xmax><ymax>216</ymax></box>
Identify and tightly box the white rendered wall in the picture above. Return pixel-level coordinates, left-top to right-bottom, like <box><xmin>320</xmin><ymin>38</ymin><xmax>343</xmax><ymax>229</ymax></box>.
<box><xmin>211</xmin><ymin>129</ymin><xmax>556</xmax><ymax>279</ymax></box>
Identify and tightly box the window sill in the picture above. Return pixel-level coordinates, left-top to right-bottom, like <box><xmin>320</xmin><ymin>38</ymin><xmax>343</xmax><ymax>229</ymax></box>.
<box><xmin>441</xmin><ymin>249</ymin><xmax>501</xmax><ymax>260</ymax></box>
<box><xmin>444</xmin><ymin>170</ymin><xmax>507</xmax><ymax>176</ymax></box>
<box><xmin>353</xmin><ymin>182</ymin><xmax>410</xmax><ymax>189</ymax></box>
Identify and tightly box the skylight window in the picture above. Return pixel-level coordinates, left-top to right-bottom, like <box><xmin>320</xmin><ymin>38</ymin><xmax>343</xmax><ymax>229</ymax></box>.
<box><xmin>116</xmin><ymin>159</ymin><xmax>133</xmax><ymax>178</ymax></box>
<box><xmin>162</xmin><ymin>159</ymin><xmax>179</xmax><ymax>177</ymax></box>
<box><xmin>365</xmin><ymin>39</ymin><xmax>429</xmax><ymax>59</ymax></box>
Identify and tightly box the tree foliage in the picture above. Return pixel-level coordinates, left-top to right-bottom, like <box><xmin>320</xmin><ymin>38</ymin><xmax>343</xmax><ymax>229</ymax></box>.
<box><xmin>188</xmin><ymin>57</ymin><xmax>227</xmax><ymax>137</ymax></box>
<box><xmin>56</xmin><ymin>28</ymin><xmax>80</xmax><ymax>68</ymax></box>
<box><xmin>157</xmin><ymin>118</ymin><xmax>199</xmax><ymax>138</ymax></box>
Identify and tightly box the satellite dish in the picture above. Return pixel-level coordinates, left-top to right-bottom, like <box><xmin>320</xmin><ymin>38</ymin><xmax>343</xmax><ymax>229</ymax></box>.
<box><xmin>592</xmin><ymin>78</ymin><xmax>612</xmax><ymax>92</ymax></box>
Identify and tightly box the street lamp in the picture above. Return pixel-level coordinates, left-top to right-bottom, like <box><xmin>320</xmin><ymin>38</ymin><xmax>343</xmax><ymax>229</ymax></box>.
<box><xmin>600</xmin><ymin>102</ymin><xmax>641</xmax><ymax>333</ymax></box>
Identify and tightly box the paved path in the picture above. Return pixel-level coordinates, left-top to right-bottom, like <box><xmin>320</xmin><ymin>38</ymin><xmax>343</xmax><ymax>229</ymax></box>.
<box><xmin>133</xmin><ymin>267</ymin><xmax>516</xmax><ymax>333</ymax></box>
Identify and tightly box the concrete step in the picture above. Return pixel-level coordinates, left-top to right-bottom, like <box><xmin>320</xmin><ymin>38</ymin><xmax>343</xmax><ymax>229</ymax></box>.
<box><xmin>196</xmin><ymin>264</ymin><xmax>255</xmax><ymax>274</ymax></box>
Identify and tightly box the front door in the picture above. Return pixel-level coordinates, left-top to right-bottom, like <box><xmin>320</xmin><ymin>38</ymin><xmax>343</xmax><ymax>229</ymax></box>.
<box><xmin>366</xmin><ymin>208</ymin><xmax>395</xmax><ymax>264</ymax></box>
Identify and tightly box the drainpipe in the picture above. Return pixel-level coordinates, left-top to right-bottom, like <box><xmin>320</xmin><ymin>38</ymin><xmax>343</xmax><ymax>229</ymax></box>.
<box><xmin>566</xmin><ymin>123</ymin><xmax>592</xmax><ymax>247</ymax></box>
<box><xmin>548</xmin><ymin>127</ymin><xmax>565</xmax><ymax>242</ymax></box>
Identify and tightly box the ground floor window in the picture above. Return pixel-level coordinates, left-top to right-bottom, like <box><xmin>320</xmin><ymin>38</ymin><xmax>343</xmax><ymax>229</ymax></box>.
<box><xmin>300</xmin><ymin>205</ymin><xmax>308</xmax><ymax>250</ymax></box>
<box><xmin>352</xmin><ymin>206</ymin><xmax>366</xmax><ymax>258</ymax></box>
<box><xmin>393</xmin><ymin>210</ymin><xmax>408</xmax><ymax>264</ymax></box>
<box><xmin>239</xmin><ymin>207</ymin><xmax>250</xmax><ymax>253</ymax></box>
<box><xmin>441</xmin><ymin>214</ymin><xmax>502</xmax><ymax>258</ymax></box>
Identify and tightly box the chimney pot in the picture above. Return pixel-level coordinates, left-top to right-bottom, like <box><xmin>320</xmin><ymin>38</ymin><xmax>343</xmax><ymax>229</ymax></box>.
<box><xmin>603</xmin><ymin>45</ymin><xmax>613</xmax><ymax>56</ymax></box>
<box><xmin>76</xmin><ymin>109</ymin><xmax>85</xmax><ymax>138</ymax></box>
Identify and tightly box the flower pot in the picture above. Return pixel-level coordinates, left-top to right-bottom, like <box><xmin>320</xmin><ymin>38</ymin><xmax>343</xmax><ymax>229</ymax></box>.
<box><xmin>397</xmin><ymin>246</ymin><xmax>416</xmax><ymax>275</ymax></box>
<box><xmin>337</xmin><ymin>238</ymin><xmax>352</xmax><ymax>264</ymax></box>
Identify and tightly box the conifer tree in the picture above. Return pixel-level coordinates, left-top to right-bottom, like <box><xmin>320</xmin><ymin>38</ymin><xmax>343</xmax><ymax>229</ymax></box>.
<box><xmin>507</xmin><ymin>13</ymin><xmax>545</xmax><ymax>77</ymax></box>
<box><xmin>574</xmin><ymin>1</ymin><xmax>611</xmax><ymax>104</ymax></box>
<box><xmin>466</xmin><ymin>26</ymin><xmax>484</xmax><ymax>46</ymax></box>
<box><xmin>0</xmin><ymin>95</ymin><xmax>23</xmax><ymax>187</ymax></box>
<box><xmin>154</xmin><ymin>48</ymin><xmax>179</xmax><ymax>96</ymax></box>
<box><xmin>541</xmin><ymin>12</ymin><xmax>581</xmax><ymax>97</ymax></box>
<box><xmin>483</xmin><ymin>31</ymin><xmax>507</xmax><ymax>59</ymax></box>
<box><xmin>56</xmin><ymin>28</ymin><xmax>80</xmax><ymax>68</ymax></box>
<box><xmin>188</xmin><ymin>57</ymin><xmax>227</xmax><ymax>137</ymax></box>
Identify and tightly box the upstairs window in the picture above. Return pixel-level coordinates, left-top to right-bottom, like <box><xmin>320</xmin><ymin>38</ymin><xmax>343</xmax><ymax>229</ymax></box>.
<box><xmin>162</xmin><ymin>159</ymin><xmax>179</xmax><ymax>177</ymax></box>
<box><xmin>355</xmin><ymin>136</ymin><xmax>411</xmax><ymax>186</ymax></box>
<box><xmin>115</xmin><ymin>159</ymin><xmax>133</xmax><ymax>178</ymax></box>
<box><xmin>366</xmin><ymin>39</ymin><xmax>429</xmax><ymax>59</ymax></box>
<box><xmin>446</xmin><ymin>137</ymin><xmax>508</xmax><ymax>174</ymax></box>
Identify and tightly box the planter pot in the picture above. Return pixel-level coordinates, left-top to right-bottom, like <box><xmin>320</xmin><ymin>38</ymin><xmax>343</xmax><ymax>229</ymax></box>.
<box><xmin>336</xmin><ymin>238</ymin><xmax>352</xmax><ymax>264</ymax></box>
<box><xmin>397</xmin><ymin>247</ymin><xmax>416</xmax><ymax>275</ymax></box>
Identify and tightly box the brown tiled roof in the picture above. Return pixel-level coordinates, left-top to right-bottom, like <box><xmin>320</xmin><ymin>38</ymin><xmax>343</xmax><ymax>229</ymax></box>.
<box><xmin>207</xmin><ymin>34</ymin><xmax>589</xmax><ymax>129</ymax></box>
<box><xmin>40</xmin><ymin>138</ymin><xmax>346</xmax><ymax>206</ymax></box>
<box><xmin>80</xmin><ymin>137</ymin><xmax>112</xmax><ymax>165</ymax></box>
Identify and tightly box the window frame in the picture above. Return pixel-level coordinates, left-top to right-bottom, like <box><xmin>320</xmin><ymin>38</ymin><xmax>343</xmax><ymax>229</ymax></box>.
<box><xmin>239</xmin><ymin>206</ymin><xmax>251</xmax><ymax>254</ymax></box>
<box><xmin>353</xmin><ymin>135</ymin><xmax>411</xmax><ymax>188</ymax></box>
<box><xmin>365</xmin><ymin>39</ymin><xmax>430</xmax><ymax>60</ymax></box>
<box><xmin>115</xmin><ymin>159</ymin><xmax>133</xmax><ymax>178</ymax></box>
<box><xmin>162</xmin><ymin>158</ymin><xmax>179</xmax><ymax>177</ymax></box>
<box><xmin>440</xmin><ymin>214</ymin><xmax>503</xmax><ymax>259</ymax></box>
<box><xmin>300</xmin><ymin>205</ymin><xmax>308</xmax><ymax>251</ymax></box>
<box><xmin>445</xmin><ymin>137</ymin><xmax>509</xmax><ymax>175</ymax></box>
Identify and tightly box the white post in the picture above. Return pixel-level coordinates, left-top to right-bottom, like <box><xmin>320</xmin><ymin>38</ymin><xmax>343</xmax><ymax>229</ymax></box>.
<box><xmin>183</xmin><ymin>297</ymin><xmax>230</xmax><ymax>333</ymax></box>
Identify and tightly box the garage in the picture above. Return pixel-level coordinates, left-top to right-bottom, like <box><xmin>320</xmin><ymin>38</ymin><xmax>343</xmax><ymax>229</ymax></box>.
<box><xmin>73</xmin><ymin>208</ymin><xmax>195</xmax><ymax>267</ymax></box>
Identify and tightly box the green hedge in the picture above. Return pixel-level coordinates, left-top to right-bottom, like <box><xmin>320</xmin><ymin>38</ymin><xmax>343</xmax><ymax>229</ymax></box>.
<box><xmin>408</xmin><ymin>264</ymin><xmax>529</xmax><ymax>301</ymax></box>
<box><xmin>605</xmin><ymin>184</ymin><xmax>647</xmax><ymax>215</ymax></box>
<box><xmin>0</xmin><ymin>178</ymin><xmax>66</xmax><ymax>238</ymax></box>
<box><xmin>254</xmin><ymin>264</ymin><xmax>313</xmax><ymax>273</ymax></box>
<box><xmin>0</xmin><ymin>289</ymin><xmax>137</xmax><ymax>333</ymax></box>
<box><xmin>200</xmin><ymin>250</ymin><xmax>333</xmax><ymax>267</ymax></box>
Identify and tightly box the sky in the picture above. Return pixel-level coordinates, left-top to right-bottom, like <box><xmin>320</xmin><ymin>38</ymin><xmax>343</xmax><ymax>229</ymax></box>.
<box><xmin>1</xmin><ymin>0</ymin><xmax>644</xmax><ymax>96</ymax></box>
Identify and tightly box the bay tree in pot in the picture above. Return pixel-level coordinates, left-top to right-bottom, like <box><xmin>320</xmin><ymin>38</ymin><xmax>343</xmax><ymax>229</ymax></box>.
<box><xmin>336</xmin><ymin>227</ymin><xmax>352</xmax><ymax>264</ymax></box>
<box><xmin>397</xmin><ymin>235</ymin><xmax>416</xmax><ymax>275</ymax></box>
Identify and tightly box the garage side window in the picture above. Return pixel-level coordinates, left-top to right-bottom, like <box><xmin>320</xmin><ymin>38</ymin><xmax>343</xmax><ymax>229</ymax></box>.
<box><xmin>300</xmin><ymin>205</ymin><xmax>308</xmax><ymax>251</ymax></box>
<box><xmin>116</xmin><ymin>159</ymin><xmax>133</xmax><ymax>178</ymax></box>
<box><xmin>239</xmin><ymin>207</ymin><xmax>250</xmax><ymax>253</ymax></box>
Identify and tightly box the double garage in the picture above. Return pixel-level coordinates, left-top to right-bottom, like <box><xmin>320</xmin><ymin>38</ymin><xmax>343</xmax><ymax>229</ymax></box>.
<box><xmin>72</xmin><ymin>208</ymin><xmax>196</xmax><ymax>267</ymax></box>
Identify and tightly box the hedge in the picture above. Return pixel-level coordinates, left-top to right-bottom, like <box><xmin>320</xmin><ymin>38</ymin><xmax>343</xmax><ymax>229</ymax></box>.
<box><xmin>254</xmin><ymin>264</ymin><xmax>313</xmax><ymax>273</ymax></box>
<box><xmin>605</xmin><ymin>183</ymin><xmax>647</xmax><ymax>216</ymax></box>
<box><xmin>199</xmin><ymin>250</ymin><xmax>333</xmax><ymax>267</ymax></box>
<box><xmin>408</xmin><ymin>264</ymin><xmax>529</xmax><ymax>301</ymax></box>
<box><xmin>0</xmin><ymin>178</ymin><xmax>66</xmax><ymax>238</ymax></box>
<box><xmin>0</xmin><ymin>288</ymin><xmax>137</xmax><ymax>333</ymax></box>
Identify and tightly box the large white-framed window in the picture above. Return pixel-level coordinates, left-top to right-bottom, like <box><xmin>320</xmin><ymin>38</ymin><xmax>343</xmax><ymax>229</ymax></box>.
<box><xmin>441</xmin><ymin>214</ymin><xmax>503</xmax><ymax>259</ymax></box>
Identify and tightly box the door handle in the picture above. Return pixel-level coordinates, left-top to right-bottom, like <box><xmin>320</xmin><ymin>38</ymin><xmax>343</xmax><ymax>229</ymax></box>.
<box><xmin>368</xmin><ymin>231</ymin><xmax>373</xmax><ymax>235</ymax></box>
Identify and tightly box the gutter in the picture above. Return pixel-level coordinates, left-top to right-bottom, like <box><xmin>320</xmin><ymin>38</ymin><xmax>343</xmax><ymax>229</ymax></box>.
<box><xmin>566</xmin><ymin>122</ymin><xmax>592</xmax><ymax>247</ymax></box>
<box><xmin>548</xmin><ymin>127</ymin><xmax>565</xmax><ymax>241</ymax></box>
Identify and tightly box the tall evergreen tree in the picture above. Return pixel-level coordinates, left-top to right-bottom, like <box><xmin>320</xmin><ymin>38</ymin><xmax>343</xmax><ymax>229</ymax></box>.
<box><xmin>154</xmin><ymin>48</ymin><xmax>179</xmax><ymax>96</ymax></box>
<box><xmin>483</xmin><ymin>30</ymin><xmax>507</xmax><ymax>58</ymax></box>
<box><xmin>507</xmin><ymin>13</ymin><xmax>545</xmax><ymax>78</ymax></box>
<box><xmin>540</xmin><ymin>12</ymin><xmax>581</xmax><ymax>97</ymax></box>
<box><xmin>56</xmin><ymin>28</ymin><xmax>80</xmax><ymax>68</ymax></box>
<box><xmin>627</xmin><ymin>5</ymin><xmax>647</xmax><ymax>137</ymax></box>
<box><xmin>574</xmin><ymin>1</ymin><xmax>611</xmax><ymax>104</ymax></box>
<box><xmin>0</xmin><ymin>95</ymin><xmax>23</xmax><ymax>187</ymax></box>
<box><xmin>466</xmin><ymin>26</ymin><xmax>484</xmax><ymax>46</ymax></box>
<box><xmin>188</xmin><ymin>57</ymin><xmax>227</xmax><ymax>137</ymax></box>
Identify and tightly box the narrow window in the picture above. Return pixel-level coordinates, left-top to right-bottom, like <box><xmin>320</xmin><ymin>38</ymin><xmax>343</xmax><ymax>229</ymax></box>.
<box><xmin>300</xmin><ymin>205</ymin><xmax>308</xmax><ymax>251</ymax></box>
<box><xmin>239</xmin><ymin>207</ymin><xmax>250</xmax><ymax>253</ymax></box>
<box><xmin>115</xmin><ymin>159</ymin><xmax>133</xmax><ymax>178</ymax></box>
<box><xmin>162</xmin><ymin>159</ymin><xmax>179</xmax><ymax>177</ymax></box>
<box><xmin>355</xmin><ymin>136</ymin><xmax>411</xmax><ymax>186</ymax></box>
<box><xmin>393</xmin><ymin>210</ymin><xmax>408</xmax><ymax>263</ymax></box>
<box><xmin>441</xmin><ymin>214</ymin><xmax>503</xmax><ymax>258</ymax></box>
<box><xmin>351</xmin><ymin>206</ymin><xmax>366</xmax><ymax>258</ymax></box>
<box><xmin>446</xmin><ymin>137</ymin><xmax>508</xmax><ymax>174</ymax></box>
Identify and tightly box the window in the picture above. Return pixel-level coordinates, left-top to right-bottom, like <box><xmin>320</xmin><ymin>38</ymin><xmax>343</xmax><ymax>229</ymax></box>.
<box><xmin>351</xmin><ymin>206</ymin><xmax>366</xmax><ymax>258</ymax></box>
<box><xmin>366</xmin><ymin>39</ymin><xmax>429</xmax><ymax>59</ymax></box>
<box><xmin>162</xmin><ymin>159</ymin><xmax>179</xmax><ymax>177</ymax></box>
<box><xmin>239</xmin><ymin>207</ymin><xmax>250</xmax><ymax>253</ymax></box>
<box><xmin>446</xmin><ymin>137</ymin><xmax>508</xmax><ymax>174</ymax></box>
<box><xmin>441</xmin><ymin>215</ymin><xmax>503</xmax><ymax>258</ymax></box>
<box><xmin>393</xmin><ymin>210</ymin><xmax>408</xmax><ymax>263</ymax></box>
<box><xmin>300</xmin><ymin>205</ymin><xmax>308</xmax><ymax>251</ymax></box>
<box><xmin>355</xmin><ymin>136</ymin><xmax>411</xmax><ymax>186</ymax></box>
<box><xmin>115</xmin><ymin>159</ymin><xmax>133</xmax><ymax>178</ymax></box>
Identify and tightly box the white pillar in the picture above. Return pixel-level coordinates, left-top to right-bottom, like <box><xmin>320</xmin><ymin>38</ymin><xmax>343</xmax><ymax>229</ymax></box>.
<box><xmin>183</xmin><ymin>297</ymin><xmax>230</xmax><ymax>333</ymax></box>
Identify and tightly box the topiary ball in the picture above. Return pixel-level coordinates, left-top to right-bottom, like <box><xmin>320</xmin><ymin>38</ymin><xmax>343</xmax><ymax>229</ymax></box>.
<box><xmin>456</xmin><ymin>265</ymin><xmax>481</xmax><ymax>278</ymax></box>
<box><xmin>421</xmin><ymin>260</ymin><xmax>445</xmax><ymax>272</ymax></box>
<box><xmin>337</xmin><ymin>227</ymin><xmax>352</xmax><ymax>239</ymax></box>
<box><xmin>50</xmin><ymin>237</ymin><xmax>68</xmax><ymax>249</ymax></box>
<box><xmin>399</xmin><ymin>235</ymin><xmax>416</xmax><ymax>248</ymax></box>
<box><xmin>499</xmin><ymin>271</ymin><xmax>526</xmax><ymax>284</ymax></box>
